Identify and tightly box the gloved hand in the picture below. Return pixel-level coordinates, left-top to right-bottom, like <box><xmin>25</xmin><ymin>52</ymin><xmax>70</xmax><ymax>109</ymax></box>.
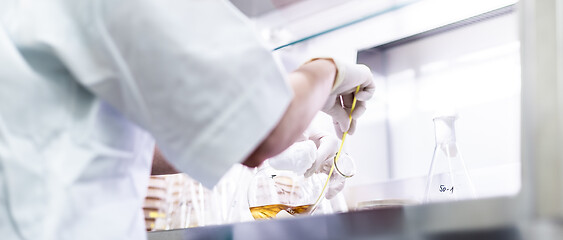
<box><xmin>303</xmin><ymin>129</ymin><xmax>353</xmax><ymax>199</ymax></box>
<box><xmin>316</xmin><ymin>58</ymin><xmax>375</xmax><ymax>138</ymax></box>
<box><xmin>269</xmin><ymin>126</ymin><xmax>355</xmax><ymax>200</ymax></box>
<box><xmin>303</xmin><ymin>129</ymin><xmax>338</xmax><ymax>179</ymax></box>
<box><xmin>319</xmin><ymin>153</ymin><xmax>354</xmax><ymax>199</ymax></box>
<box><xmin>268</xmin><ymin>139</ymin><xmax>317</xmax><ymax>175</ymax></box>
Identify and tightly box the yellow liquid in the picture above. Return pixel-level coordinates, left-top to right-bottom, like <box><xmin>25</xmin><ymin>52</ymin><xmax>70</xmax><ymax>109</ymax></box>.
<box><xmin>250</xmin><ymin>204</ymin><xmax>312</xmax><ymax>220</ymax></box>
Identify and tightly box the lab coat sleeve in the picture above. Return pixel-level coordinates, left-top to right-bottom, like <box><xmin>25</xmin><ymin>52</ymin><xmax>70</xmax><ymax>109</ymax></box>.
<box><xmin>58</xmin><ymin>0</ymin><xmax>292</xmax><ymax>188</ymax></box>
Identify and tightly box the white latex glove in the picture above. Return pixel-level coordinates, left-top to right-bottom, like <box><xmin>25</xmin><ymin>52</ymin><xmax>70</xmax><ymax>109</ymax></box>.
<box><xmin>304</xmin><ymin>129</ymin><xmax>352</xmax><ymax>200</ymax></box>
<box><xmin>269</xmin><ymin>127</ymin><xmax>354</xmax><ymax>200</ymax></box>
<box><xmin>303</xmin><ymin>130</ymin><xmax>338</xmax><ymax>178</ymax></box>
<box><xmin>318</xmin><ymin>58</ymin><xmax>375</xmax><ymax>138</ymax></box>
<box><xmin>320</xmin><ymin>153</ymin><xmax>353</xmax><ymax>199</ymax></box>
<box><xmin>268</xmin><ymin>140</ymin><xmax>317</xmax><ymax>175</ymax></box>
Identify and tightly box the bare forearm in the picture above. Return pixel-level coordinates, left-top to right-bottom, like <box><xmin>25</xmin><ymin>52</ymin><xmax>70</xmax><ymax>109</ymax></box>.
<box><xmin>151</xmin><ymin>146</ymin><xmax>180</xmax><ymax>175</ymax></box>
<box><xmin>242</xmin><ymin>59</ymin><xmax>335</xmax><ymax>167</ymax></box>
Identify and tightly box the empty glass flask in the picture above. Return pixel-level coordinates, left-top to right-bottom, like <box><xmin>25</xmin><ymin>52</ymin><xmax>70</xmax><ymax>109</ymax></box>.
<box><xmin>424</xmin><ymin>115</ymin><xmax>476</xmax><ymax>203</ymax></box>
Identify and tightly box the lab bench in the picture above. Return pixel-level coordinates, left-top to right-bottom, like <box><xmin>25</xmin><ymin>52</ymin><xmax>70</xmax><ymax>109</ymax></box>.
<box><xmin>147</xmin><ymin>196</ymin><xmax>562</xmax><ymax>240</ymax></box>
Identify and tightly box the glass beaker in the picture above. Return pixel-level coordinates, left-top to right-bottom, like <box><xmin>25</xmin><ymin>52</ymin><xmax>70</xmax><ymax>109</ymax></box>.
<box><xmin>424</xmin><ymin>115</ymin><xmax>476</xmax><ymax>203</ymax></box>
<box><xmin>144</xmin><ymin>176</ymin><xmax>168</xmax><ymax>231</ymax></box>
<box><xmin>247</xmin><ymin>162</ymin><xmax>325</xmax><ymax>220</ymax></box>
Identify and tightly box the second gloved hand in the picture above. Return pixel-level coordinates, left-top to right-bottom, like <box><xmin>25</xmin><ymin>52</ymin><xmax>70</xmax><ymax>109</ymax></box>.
<box><xmin>269</xmin><ymin>126</ymin><xmax>355</xmax><ymax>200</ymax></box>
<box><xmin>268</xmin><ymin>140</ymin><xmax>317</xmax><ymax>175</ymax></box>
<box><xmin>304</xmin><ymin>129</ymin><xmax>353</xmax><ymax>199</ymax></box>
<box><xmin>320</xmin><ymin>153</ymin><xmax>354</xmax><ymax>199</ymax></box>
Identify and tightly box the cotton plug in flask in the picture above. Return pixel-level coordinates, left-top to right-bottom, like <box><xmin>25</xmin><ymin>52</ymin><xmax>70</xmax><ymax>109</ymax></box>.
<box><xmin>424</xmin><ymin>114</ymin><xmax>476</xmax><ymax>203</ymax></box>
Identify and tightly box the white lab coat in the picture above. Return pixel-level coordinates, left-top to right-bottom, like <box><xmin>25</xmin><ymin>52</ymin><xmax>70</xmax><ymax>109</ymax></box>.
<box><xmin>0</xmin><ymin>0</ymin><xmax>292</xmax><ymax>239</ymax></box>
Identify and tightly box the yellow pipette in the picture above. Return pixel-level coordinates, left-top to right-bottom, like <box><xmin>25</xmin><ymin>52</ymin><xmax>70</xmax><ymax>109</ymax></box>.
<box><xmin>311</xmin><ymin>85</ymin><xmax>361</xmax><ymax>209</ymax></box>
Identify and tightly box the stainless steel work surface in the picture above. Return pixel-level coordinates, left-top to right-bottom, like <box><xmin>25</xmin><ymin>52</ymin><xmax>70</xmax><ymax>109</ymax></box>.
<box><xmin>147</xmin><ymin>197</ymin><xmax>536</xmax><ymax>240</ymax></box>
<box><xmin>148</xmin><ymin>207</ymin><xmax>406</xmax><ymax>240</ymax></box>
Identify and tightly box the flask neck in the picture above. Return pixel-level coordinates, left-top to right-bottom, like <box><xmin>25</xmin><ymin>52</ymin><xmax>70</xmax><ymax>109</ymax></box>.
<box><xmin>433</xmin><ymin>116</ymin><xmax>457</xmax><ymax>144</ymax></box>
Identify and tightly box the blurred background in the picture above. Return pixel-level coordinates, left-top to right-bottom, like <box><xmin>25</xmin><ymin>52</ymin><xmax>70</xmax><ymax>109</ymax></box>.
<box><xmin>147</xmin><ymin>0</ymin><xmax>524</xmax><ymax>232</ymax></box>
<box><xmin>230</xmin><ymin>0</ymin><xmax>521</xmax><ymax>208</ymax></box>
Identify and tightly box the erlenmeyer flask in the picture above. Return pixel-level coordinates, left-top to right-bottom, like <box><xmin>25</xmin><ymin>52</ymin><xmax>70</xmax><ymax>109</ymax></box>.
<box><xmin>424</xmin><ymin>115</ymin><xmax>476</xmax><ymax>203</ymax></box>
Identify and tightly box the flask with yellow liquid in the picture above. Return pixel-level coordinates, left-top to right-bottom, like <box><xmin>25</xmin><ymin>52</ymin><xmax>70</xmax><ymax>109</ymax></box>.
<box><xmin>247</xmin><ymin>162</ymin><xmax>325</xmax><ymax>220</ymax></box>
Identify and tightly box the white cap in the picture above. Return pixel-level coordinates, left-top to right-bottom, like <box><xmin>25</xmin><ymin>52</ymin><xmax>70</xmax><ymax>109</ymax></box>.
<box><xmin>433</xmin><ymin>114</ymin><xmax>458</xmax><ymax>144</ymax></box>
